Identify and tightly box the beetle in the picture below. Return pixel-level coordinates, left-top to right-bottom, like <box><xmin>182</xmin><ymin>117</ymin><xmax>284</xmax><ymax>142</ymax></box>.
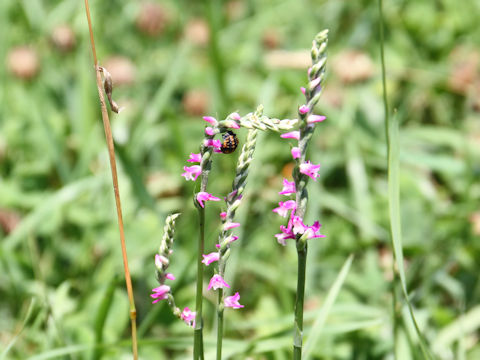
<box><xmin>220</xmin><ymin>130</ymin><xmax>239</xmax><ymax>154</ymax></box>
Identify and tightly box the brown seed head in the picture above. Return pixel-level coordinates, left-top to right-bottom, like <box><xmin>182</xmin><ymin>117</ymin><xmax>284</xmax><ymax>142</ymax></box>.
<box><xmin>184</xmin><ymin>19</ymin><xmax>210</xmax><ymax>46</ymax></box>
<box><xmin>448</xmin><ymin>46</ymin><xmax>479</xmax><ymax>95</ymax></box>
<box><xmin>102</xmin><ymin>56</ymin><xmax>136</xmax><ymax>86</ymax></box>
<box><xmin>51</xmin><ymin>25</ymin><xmax>76</xmax><ymax>52</ymax></box>
<box><xmin>136</xmin><ymin>2</ymin><xmax>169</xmax><ymax>37</ymax></box>
<box><xmin>0</xmin><ymin>209</ymin><xmax>21</xmax><ymax>234</ymax></box>
<box><xmin>332</xmin><ymin>50</ymin><xmax>374</xmax><ymax>84</ymax></box>
<box><xmin>262</xmin><ymin>29</ymin><xmax>282</xmax><ymax>50</ymax></box>
<box><xmin>469</xmin><ymin>212</ymin><xmax>480</xmax><ymax>236</ymax></box>
<box><xmin>182</xmin><ymin>89</ymin><xmax>210</xmax><ymax>116</ymax></box>
<box><xmin>7</xmin><ymin>46</ymin><xmax>39</xmax><ymax>80</ymax></box>
<box><xmin>225</xmin><ymin>0</ymin><xmax>247</xmax><ymax>21</ymax></box>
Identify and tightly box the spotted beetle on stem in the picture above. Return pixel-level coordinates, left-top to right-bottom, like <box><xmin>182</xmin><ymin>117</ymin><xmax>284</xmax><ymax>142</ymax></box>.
<box><xmin>221</xmin><ymin>131</ymin><xmax>239</xmax><ymax>154</ymax></box>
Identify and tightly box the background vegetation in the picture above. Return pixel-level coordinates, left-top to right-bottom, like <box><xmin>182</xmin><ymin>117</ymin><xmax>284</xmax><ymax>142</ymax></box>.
<box><xmin>1</xmin><ymin>0</ymin><xmax>480</xmax><ymax>359</ymax></box>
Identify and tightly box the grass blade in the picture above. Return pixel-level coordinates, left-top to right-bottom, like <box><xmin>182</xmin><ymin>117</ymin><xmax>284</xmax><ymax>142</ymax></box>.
<box><xmin>379</xmin><ymin>1</ymin><xmax>435</xmax><ymax>358</ymax></box>
<box><xmin>303</xmin><ymin>254</ymin><xmax>354</xmax><ymax>358</ymax></box>
<box><xmin>1</xmin><ymin>298</ymin><xmax>37</xmax><ymax>360</ymax></box>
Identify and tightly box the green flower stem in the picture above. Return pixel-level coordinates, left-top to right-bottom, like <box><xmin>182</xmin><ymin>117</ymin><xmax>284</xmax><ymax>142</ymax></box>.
<box><xmin>194</xmin><ymin>206</ymin><xmax>205</xmax><ymax>360</ymax></box>
<box><xmin>215</xmin><ymin>127</ymin><xmax>259</xmax><ymax>359</ymax></box>
<box><xmin>293</xmin><ymin>243</ymin><xmax>307</xmax><ymax>360</ymax></box>
<box><xmin>291</xmin><ymin>30</ymin><xmax>328</xmax><ymax>359</ymax></box>
<box><xmin>194</xmin><ymin>141</ymin><xmax>213</xmax><ymax>360</ymax></box>
<box><xmin>216</xmin><ymin>289</ymin><xmax>224</xmax><ymax>360</ymax></box>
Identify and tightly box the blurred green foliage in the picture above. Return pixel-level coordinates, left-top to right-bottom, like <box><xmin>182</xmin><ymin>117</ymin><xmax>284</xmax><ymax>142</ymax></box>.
<box><xmin>1</xmin><ymin>0</ymin><xmax>480</xmax><ymax>359</ymax></box>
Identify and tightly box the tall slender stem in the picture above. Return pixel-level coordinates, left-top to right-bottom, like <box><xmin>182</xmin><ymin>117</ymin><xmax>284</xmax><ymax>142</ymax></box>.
<box><xmin>194</xmin><ymin>207</ymin><xmax>205</xmax><ymax>360</ymax></box>
<box><xmin>290</xmin><ymin>30</ymin><xmax>328</xmax><ymax>359</ymax></box>
<box><xmin>193</xmin><ymin>141</ymin><xmax>213</xmax><ymax>360</ymax></box>
<box><xmin>83</xmin><ymin>1</ymin><xmax>138</xmax><ymax>359</ymax></box>
<box><xmin>214</xmin><ymin>127</ymin><xmax>259</xmax><ymax>359</ymax></box>
<box><xmin>216</xmin><ymin>289</ymin><xmax>224</xmax><ymax>360</ymax></box>
<box><xmin>293</xmin><ymin>243</ymin><xmax>307</xmax><ymax>360</ymax></box>
<box><xmin>378</xmin><ymin>0</ymin><xmax>389</xmax><ymax>146</ymax></box>
<box><xmin>378</xmin><ymin>0</ymin><xmax>400</xmax><ymax>353</ymax></box>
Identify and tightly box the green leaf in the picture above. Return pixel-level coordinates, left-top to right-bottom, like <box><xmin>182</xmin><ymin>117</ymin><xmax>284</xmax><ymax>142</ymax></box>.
<box><xmin>303</xmin><ymin>254</ymin><xmax>354</xmax><ymax>358</ymax></box>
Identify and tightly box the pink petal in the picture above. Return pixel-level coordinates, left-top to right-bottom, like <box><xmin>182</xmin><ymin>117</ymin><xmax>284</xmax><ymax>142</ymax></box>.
<box><xmin>165</xmin><ymin>273</ymin><xmax>176</xmax><ymax>281</ymax></box>
<box><xmin>187</xmin><ymin>153</ymin><xmax>202</xmax><ymax>163</ymax></box>
<box><xmin>202</xmin><ymin>252</ymin><xmax>220</xmax><ymax>266</ymax></box>
<box><xmin>310</xmin><ymin>77</ymin><xmax>321</xmax><ymax>89</ymax></box>
<box><xmin>224</xmin><ymin>292</ymin><xmax>244</xmax><ymax>309</ymax></box>
<box><xmin>205</xmin><ymin>127</ymin><xmax>216</xmax><ymax>136</ymax></box>
<box><xmin>207</xmin><ymin>274</ymin><xmax>230</xmax><ymax>290</ymax></box>
<box><xmin>291</xmin><ymin>147</ymin><xmax>301</xmax><ymax>159</ymax></box>
<box><xmin>203</xmin><ymin>116</ymin><xmax>218</xmax><ymax>126</ymax></box>
<box><xmin>299</xmin><ymin>105</ymin><xmax>310</xmax><ymax>115</ymax></box>
<box><xmin>279</xmin><ymin>179</ymin><xmax>296</xmax><ymax>195</ymax></box>
<box><xmin>224</xmin><ymin>120</ymin><xmax>240</xmax><ymax>129</ymax></box>
<box><xmin>182</xmin><ymin>165</ymin><xmax>201</xmax><ymax>181</ymax></box>
<box><xmin>229</xmin><ymin>112</ymin><xmax>241</xmax><ymax>121</ymax></box>
<box><xmin>280</xmin><ymin>131</ymin><xmax>300</xmax><ymax>140</ymax></box>
<box><xmin>224</xmin><ymin>222</ymin><xmax>240</xmax><ymax>230</ymax></box>
<box><xmin>307</xmin><ymin>115</ymin><xmax>326</xmax><ymax>124</ymax></box>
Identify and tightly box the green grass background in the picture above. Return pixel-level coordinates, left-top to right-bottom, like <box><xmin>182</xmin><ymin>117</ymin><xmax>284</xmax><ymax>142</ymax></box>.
<box><xmin>1</xmin><ymin>0</ymin><xmax>480</xmax><ymax>359</ymax></box>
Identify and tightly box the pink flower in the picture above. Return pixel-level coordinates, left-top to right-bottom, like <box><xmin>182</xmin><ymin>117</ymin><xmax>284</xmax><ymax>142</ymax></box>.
<box><xmin>292</xmin><ymin>216</ymin><xmax>308</xmax><ymax>235</ymax></box>
<box><xmin>182</xmin><ymin>165</ymin><xmax>201</xmax><ymax>181</ymax></box>
<box><xmin>224</xmin><ymin>292</ymin><xmax>244</xmax><ymax>309</ymax></box>
<box><xmin>291</xmin><ymin>147</ymin><xmax>301</xmax><ymax>159</ymax></box>
<box><xmin>229</xmin><ymin>112</ymin><xmax>241</xmax><ymax>121</ymax></box>
<box><xmin>205</xmin><ymin>139</ymin><xmax>222</xmax><ymax>149</ymax></box>
<box><xmin>275</xmin><ymin>224</ymin><xmax>295</xmax><ymax>245</ymax></box>
<box><xmin>224</xmin><ymin>222</ymin><xmax>240</xmax><ymax>230</ymax></box>
<box><xmin>181</xmin><ymin>307</ymin><xmax>196</xmax><ymax>327</ymax></box>
<box><xmin>215</xmin><ymin>235</ymin><xmax>238</xmax><ymax>248</ymax></box>
<box><xmin>207</xmin><ymin>274</ymin><xmax>230</xmax><ymax>290</ymax></box>
<box><xmin>300</xmin><ymin>87</ymin><xmax>306</xmax><ymax>95</ymax></box>
<box><xmin>224</xmin><ymin>120</ymin><xmax>240</xmax><ymax>129</ymax></box>
<box><xmin>220</xmin><ymin>212</ymin><xmax>227</xmax><ymax>220</ymax></box>
<box><xmin>307</xmin><ymin>115</ymin><xmax>326</xmax><ymax>124</ymax></box>
<box><xmin>273</xmin><ymin>200</ymin><xmax>296</xmax><ymax>217</ymax></box>
<box><xmin>280</xmin><ymin>131</ymin><xmax>300</xmax><ymax>140</ymax></box>
<box><xmin>299</xmin><ymin>161</ymin><xmax>321</xmax><ymax>181</ymax></box>
<box><xmin>151</xmin><ymin>285</ymin><xmax>170</xmax><ymax>304</ymax></box>
<box><xmin>197</xmin><ymin>192</ymin><xmax>221</xmax><ymax>208</ymax></box>
<box><xmin>204</xmin><ymin>138</ymin><xmax>222</xmax><ymax>151</ymax></box>
<box><xmin>279</xmin><ymin>179</ymin><xmax>296</xmax><ymax>195</ymax></box>
<box><xmin>289</xmin><ymin>216</ymin><xmax>326</xmax><ymax>239</ymax></box>
<box><xmin>226</xmin><ymin>189</ymin><xmax>238</xmax><ymax>202</ymax></box>
<box><xmin>203</xmin><ymin>116</ymin><xmax>218</xmax><ymax>126</ymax></box>
<box><xmin>155</xmin><ymin>254</ymin><xmax>168</xmax><ymax>269</ymax></box>
<box><xmin>310</xmin><ymin>77</ymin><xmax>321</xmax><ymax>89</ymax></box>
<box><xmin>227</xmin><ymin>235</ymin><xmax>239</xmax><ymax>243</ymax></box>
<box><xmin>187</xmin><ymin>153</ymin><xmax>202</xmax><ymax>163</ymax></box>
<box><xmin>202</xmin><ymin>252</ymin><xmax>220</xmax><ymax>266</ymax></box>
<box><xmin>165</xmin><ymin>273</ymin><xmax>175</xmax><ymax>281</ymax></box>
<box><xmin>205</xmin><ymin>127</ymin><xmax>216</xmax><ymax>136</ymax></box>
<box><xmin>299</xmin><ymin>105</ymin><xmax>310</xmax><ymax>114</ymax></box>
<box><xmin>274</xmin><ymin>233</ymin><xmax>288</xmax><ymax>246</ymax></box>
<box><xmin>304</xmin><ymin>221</ymin><xmax>326</xmax><ymax>239</ymax></box>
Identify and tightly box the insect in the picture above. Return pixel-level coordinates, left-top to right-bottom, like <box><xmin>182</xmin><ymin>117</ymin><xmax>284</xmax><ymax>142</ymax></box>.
<box><xmin>221</xmin><ymin>130</ymin><xmax>239</xmax><ymax>154</ymax></box>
